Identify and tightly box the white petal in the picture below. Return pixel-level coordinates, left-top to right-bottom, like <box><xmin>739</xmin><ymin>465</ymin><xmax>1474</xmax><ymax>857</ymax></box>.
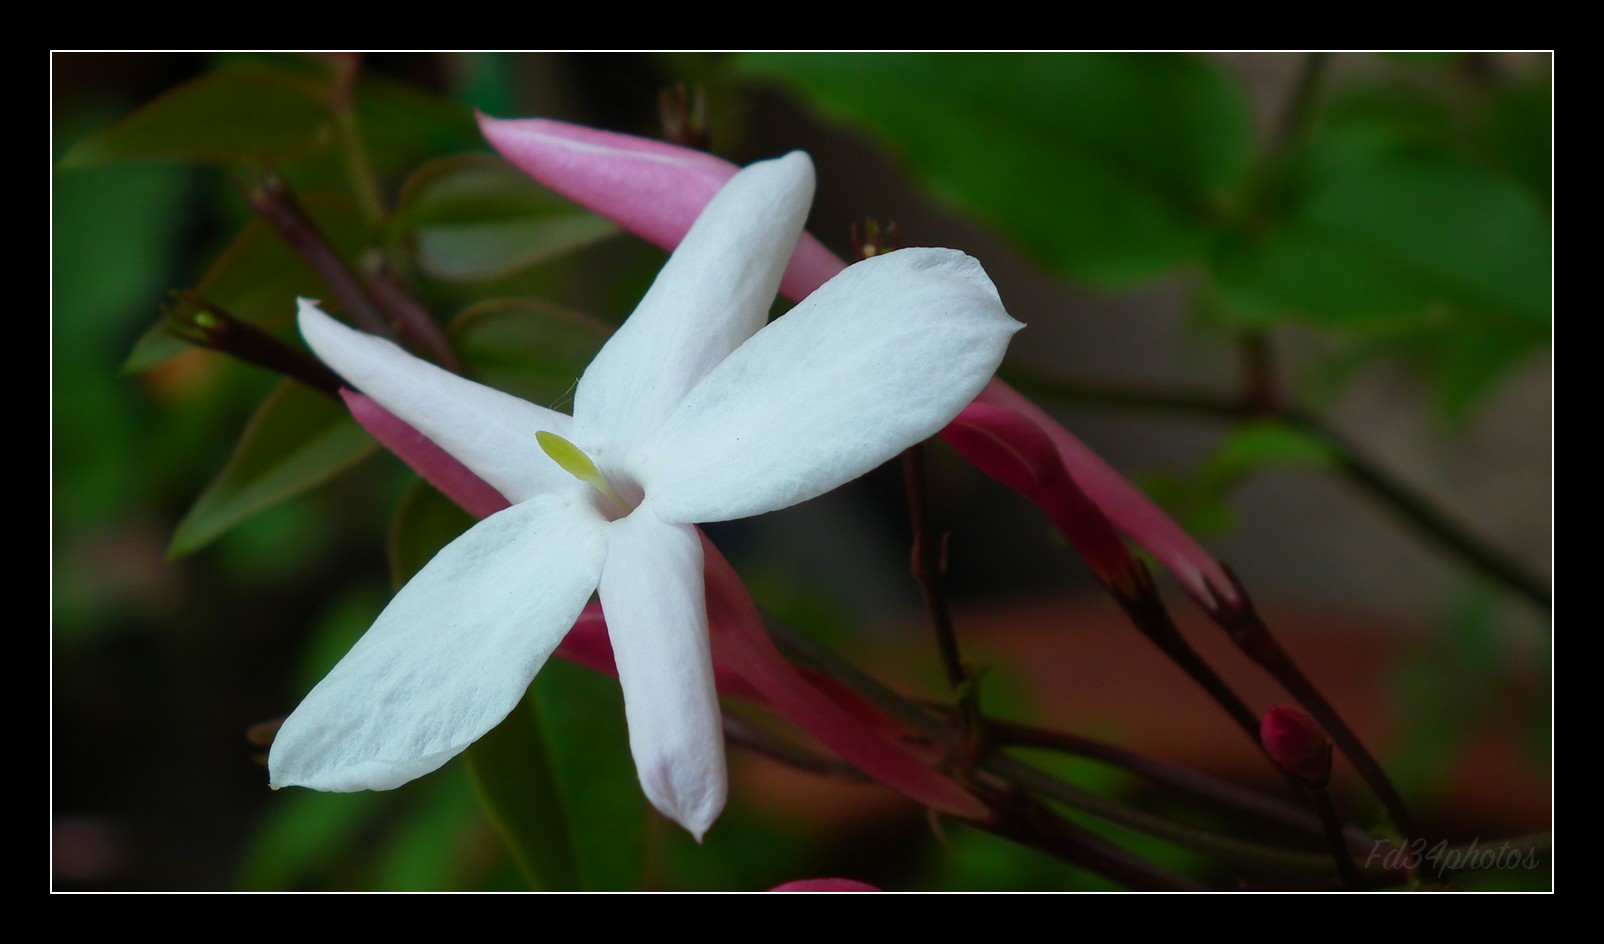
<box><xmin>269</xmin><ymin>494</ymin><xmax>608</xmax><ymax>792</ymax></box>
<box><xmin>643</xmin><ymin>249</ymin><xmax>1023</xmax><ymax>524</ymax></box>
<box><xmin>298</xmin><ymin>300</ymin><xmax>575</xmax><ymax>504</ymax></box>
<box><xmin>573</xmin><ymin>153</ymin><xmax>813</xmax><ymax>465</ymax></box>
<box><xmin>598</xmin><ymin>510</ymin><xmax>725</xmax><ymax>839</ymax></box>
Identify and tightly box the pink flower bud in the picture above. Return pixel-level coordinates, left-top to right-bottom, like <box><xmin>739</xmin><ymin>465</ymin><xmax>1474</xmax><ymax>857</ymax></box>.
<box><xmin>770</xmin><ymin>878</ymin><xmax>880</xmax><ymax>892</ymax></box>
<box><xmin>1260</xmin><ymin>705</ymin><xmax>1333</xmax><ymax>784</ymax></box>
<box><xmin>943</xmin><ymin>403</ymin><xmax>1138</xmax><ymax>593</ymax></box>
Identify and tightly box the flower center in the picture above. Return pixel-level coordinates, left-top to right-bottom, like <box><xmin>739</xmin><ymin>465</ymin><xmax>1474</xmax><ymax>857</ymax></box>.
<box><xmin>536</xmin><ymin>431</ymin><xmax>636</xmax><ymax>517</ymax></box>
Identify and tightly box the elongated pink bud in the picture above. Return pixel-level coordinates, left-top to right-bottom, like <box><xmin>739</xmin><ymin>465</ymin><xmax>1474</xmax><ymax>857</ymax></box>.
<box><xmin>477</xmin><ymin>115</ymin><xmax>1237</xmax><ymax>612</ymax></box>
<box><xmin>701</xmin><ymin>537</ymin><xmax>989</xmax><ymax>820</ymax></box>
<box><xmin>1260</xmin><ymin>705</ymin><xmax>1333</xmax><ymax>785</ymax></box>
<box><xmin>974</xmin><ymin>381</ymin><xmax>1236</xmax><ymax>607</ymax></box>
<box><xmin>477</xmin><ymin>114</ymin><xmax>843</xmax><ymax>301</ymax></box>
<box><xmin>943</xmin><ymin>402</ymin><xmax>1138</xmax><ymax>593</ymax></box>
<box><xmin>342</xmin><ymin>390</ymin><xmax>510</xmax><ymax>519</ymax></box>
<box><xmin>771</xmin><ymin>878</ymin><xmax>880</xmax><ymax>892</ymax></box>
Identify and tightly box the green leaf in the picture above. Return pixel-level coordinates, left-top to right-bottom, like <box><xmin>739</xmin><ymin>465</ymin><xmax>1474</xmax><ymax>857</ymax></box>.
<box><xmin>465</xmin><ymin>693</ymin><xmax>582</xmax><ymax>891</ymax></box>
<box><xmin>1489</xmin><ymin>82</ymin><xmax>1551</xmax><ymax>207</ymax></box>
<box><xmin>387</xmin><ymin>483</ymin><xmax>477</xmax><ymax>589</ymax></box>
<box><xmin>125</xmin><ymin>193</ymin><xmax>367</xmax><ymax>372</ymax></box>
<box><xmin>171</xmin><ymin>380</ymin><xmax>376</xmax><ymax>556</ymax></box>
<box><xmin>397</xmin><ymin>154</ymin><xmax>617</xmax><ymax>282</ymax></box>
<box><xmin>1212</xmin><ymin>77</ymin><xmax>1551</xmax><ymax>338</ymax></box>
<box><xmin>451</xmin><ymin>298</ymin><xmax>613</xmax><ymax>409</ymax></box>
<box><xmin>363</xmin><ymin>765</ymin><xmax>490</xmax><ymax>891</ymax></box>
<box><xmin>531</xmin><ymin>660</ymin><xmax>650</xmax><ymax>890</ymax></box>
<box><xmin>738</xmin><ymin>52</ymin><xmax>1253</xmax><ymax>287</ymax></box>
<box><xmin>1213</xmin><ymin>158</ymin><xmax>1550</xmax><ymax>328</ymax></box>
<box><xmin>59</xmin><ymin>65</ymin><xmax>333</xmax><ymax>169</ymax></box>
<box><xmin>353</xmin><ymin>74</ymin><xmax>483</xmax><ymax>180</ymax></box>
<box><xmin>236</xmin><ymin>788</ymin><xmax>389</xmax><ymax>890</ymax></box>
<box><xmin>1205</xmin><ymin>421</ymin><xmax>1334</xmax><ymax>482</ymax></box>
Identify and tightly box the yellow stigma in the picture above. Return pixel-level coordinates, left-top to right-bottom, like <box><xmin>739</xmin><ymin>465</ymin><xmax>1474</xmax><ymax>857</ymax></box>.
<box><xmin>536</xmin><ymin>431</ymin><xmax>627</xmax><ymax>510</ymax></box>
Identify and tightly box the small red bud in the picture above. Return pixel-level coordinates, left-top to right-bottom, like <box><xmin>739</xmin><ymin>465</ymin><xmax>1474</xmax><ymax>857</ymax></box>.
<box><xmin>1260</xmin><ymin>705</ymin><xmax>1333</xmax><ymax>784</ymax></box>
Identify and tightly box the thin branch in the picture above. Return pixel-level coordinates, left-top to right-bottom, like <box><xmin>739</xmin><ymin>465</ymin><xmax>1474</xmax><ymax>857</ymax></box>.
<box><xmin>165</xmin><ymin>294</ymin><xmax>343</xmax><ymax>398</ymax></box>
<box><xmin>902</xmin><ymin>444</ymin><xmax>981</xmax><ymax>741</ymax></box>
<box><xmin>233</xmin><ymin>162</ymin><xmax>390</xmax><ymax>337</ymax></box>
<box><xmin>1207</xmin><ymin>569</ymin><xmax>1419</xmax><ymax>842</ymax></box>
<box><xmin>721</xmin><ymin>714</ymin><xmax>868</xmax><ymax>783</ymax></box>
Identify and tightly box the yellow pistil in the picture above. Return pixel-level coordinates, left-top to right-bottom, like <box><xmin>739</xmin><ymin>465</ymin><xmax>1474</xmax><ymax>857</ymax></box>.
<box><xmin>536</xmin><ymin>431</ymin><xmax>629</xmax><ymax>511</ymax></box>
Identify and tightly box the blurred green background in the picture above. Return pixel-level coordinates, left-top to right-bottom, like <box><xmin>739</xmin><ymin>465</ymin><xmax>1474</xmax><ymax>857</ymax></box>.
<box><xmin>52</xmin><ymin>52</ymin><xmax>1550</xmax><ymax>891</ymax></box>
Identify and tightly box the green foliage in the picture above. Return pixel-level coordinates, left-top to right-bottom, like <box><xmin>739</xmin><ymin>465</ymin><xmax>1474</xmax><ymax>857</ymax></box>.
<box><xmin>465</xmin><ymin>694</ymin><xmax>581</xmax><ymax>891</ymax></box>
<box><xmin>125</xmin><ymin>194</ymin><xmax>368</xmax><ymax>372</ymax></box>
<box><xmin>1212</xmin><ymin>156</ymin><xmax>1549</xmax><ymax>329</ymax></box>
<box><xmin>52</xmin><ymin>144</ymin><xmax>195</xmax><ymax>531</ymax></box>
<box><xmin>170</xmin><ymin>381</ymin><xmax>376</xmax><ymax>557</ymax></box>
<box><xmin>739</xmin><ymin>52</ymin><xmax>1253</xmax><ymax>288</ymax></box>
<box><xmin>395</xmin><ymin>155</ymin><xmax>617</xmax><ymax>282</ymax></box>
<box><xmin>1143</xmin><ymin>421</ymin><xmax>1335</xmax><ymax>537</ymax></box>
<box><xmin>1210</xmin><ymin>76</ymin><xmax>1550</xmax><ymax>417</ymax></box>
<box><xmin>1206</xmin><ymin>421</ymin><xmax>1334</xmax><ymax>480</ymax></box>
<box><xmin>60</xmin><ymin>66</ymin><xmax>334</xmax><ymax>168</ymax></box>
<box><xmin>387</xmin><ymin>483</ymin><xmax>476</xmax><ymax>588</ymax></box>
<box><xmin>742</xmin><ymin>52</ymin><xmax>1550</xmax><ymax>421</ymax></box>
<box><xmin>451</xmin><ymin>299</ymin><xmax>612</xmax><ymax>409</ymax></box>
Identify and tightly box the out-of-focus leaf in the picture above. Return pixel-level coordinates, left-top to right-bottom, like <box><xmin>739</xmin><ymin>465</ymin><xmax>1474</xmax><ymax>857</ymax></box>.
<box><xmin>1138</xmin><ymin>473</ymin><xmax>1236</xmax><ymax>539</ymax></box>
<box><xmin>1383</xmin><ymin>52</ymin><xmax>1467</xmax><ymax>68</ymax></box>
<box><xmin>1142</xmin><ymin>423</ymin><xmax>1333</xmax><ymax>541</ymax></box>
<box><xmin>465</xmin><ymin>693</ymin><xmax>581</xmax><ymax>891</ymax></box>
<box><xmin>738</xmin><ymin>52</ymin><xmax>1253</xmax><ymax>287</ymax></box>
<box><xmin>1213</xmin><ymin>159</ymin><xmax>1550</xmax><ymax>328</ymax></box>
<box><xmin>1205</xmin><ymin>422</ymin><xmax>1334</xmax><ymax>481</ymax></box>
<box><xmin>52</xmin><ymin>125</ymin><xmax>193</xmax><ymax>531</ymax></box>
<box><xmin>387</xmin><ymin>482</ymin><xmax>476</xmax><ymax>590</ymax></box>
<box><xmin>531</xmin><ymin>659</ymin><xmax>649</xmax><ymax>890</ymax></box>
<box><xmin>125</xmin><ymin>194</ymin><xmax>367</xmax><ymax>372</ymax></box>
<box><xmin>364</xmin><ymin>765</ymin><xmax>491</xmax><ymax>891</ymax></box>
<box><xmin>451</xmin><ymin>298</ymin><xmax>612</xmax><ymax>409</ymax></box>
<box><xmin>354</xmin><ymin>74</ymin><xmax>483</xmax><ymax>180</ymax></box>
<box><xmin>171</xmin><ymin>380</ymin><xmax>376</xmax><ymax>556</ymax></box>
<box><xmin>236</xmin><ymin>788</ymin><xmax>388</xmax><ymax>890</ymax></box>
<box><xmin>58</xmin><ymin>65</ymin><xmax>333</xmax><ymax>169</ymax></box>
<box><xmin>397</xmin><ymin>155</ymin><xmax>617</xmax><ymax>282</ymax></box>
<box><xmin>1489</xmin><ymin>82</ymin><xmax>1551</xmax><ymax>207</ymax></box>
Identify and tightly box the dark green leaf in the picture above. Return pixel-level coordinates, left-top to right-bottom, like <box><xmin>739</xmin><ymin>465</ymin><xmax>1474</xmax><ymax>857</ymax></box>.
<box><xmin>451</xmin><ymin>298</ymin><xmax>613</xmax><ymax>409</ymax></box>
<box><xmin>1206</xmin><ymin>422</ymin><xmax>1334</xmax><ymax>481</ymax></box>
<box><xmin>738</xmin><ymin>52</ymin><xmax>1253</xmax><ymax>287</ymax></box>
<box><xmin>397</xmin><ymin>155</ymin><xmax>617</xmax><ymax>282</ymax></box>
<box><xmin>364</xmin><ymin>766</ymin><xmax>490</xmax><ymax>891</ymax></box>
<box><xmin>125</xmin><ymin>194</ymin><xmax>367</xmax><ymax>372</ymax></box>
<box><xmin>530</xmin><ymin>660</ymin><xmax>649</xmax><ymax>890</ymax></box>
<box><xmin>236</xmin><ymin>788</ymin><xmax>388</xmax><ymax>890</ymax></box>
<box><xmin>1213</xmin><ymin>158</ymin><xmax>1550</xmax><ymax>328</ymax></box>
<box><xmin>59</xmin><ymin>65</ymin><xmax>333</xmax><ymax>169</ymax></box>
<box><xmin>465</xmin><ymin>693</ymin><xmax>582</xmax><ymax>891</ymax></box>
<box><xmin>354</xmin><ymin>74</ymin><xmax>484</xmax><ymax>180</ymax></box>
<box><xmin>387</xmin><ymin>483</ymin><xmax>475</xmax><ymax>590</ymax></box>
<box><xmin>1489</xmin><ymin>83</ymin><xmax>1551</xmax><ymax>206</ymax></box>
<box><xmin>171</xmin><ymin>380</ymin><xmax>376</xmax><ymax>556</ymax></box>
